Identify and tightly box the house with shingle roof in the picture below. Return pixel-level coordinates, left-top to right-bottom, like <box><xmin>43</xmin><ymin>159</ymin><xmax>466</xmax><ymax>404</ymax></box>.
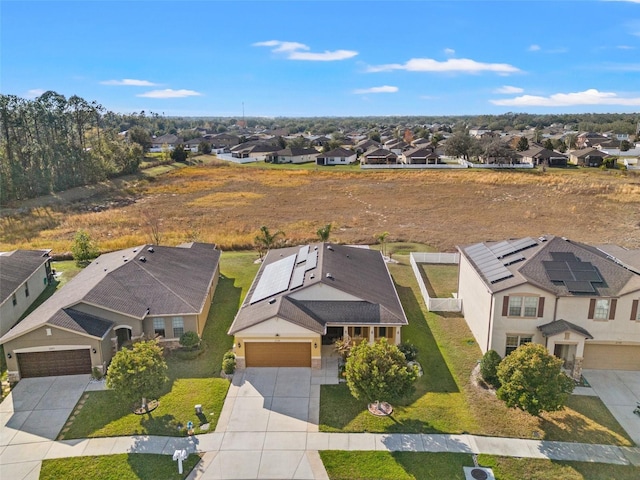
<box><xmin>457</xmin><ymin>235</ymin><xmax>640</xmax><ymax>379</ymax></box>
<box><xmin>0</xmin><ymin>249</ymin><xmax>52</xmax><ymax>337</ymax></box>
<box><xmin>266</xmin><ymin>147</ymin><xmax>320</xmax><ymax>164</ymax></box>
<box><xmin>228</xmin><ymin>243</ymin><xmax>407</xmax><ymax>369</ymax></box>
<box><xmin>569</xmin><ymin>147</ymin><xmax>612</xmax><ymax>167</ymax></box>
<box><xmin>1</xmin><ymin>243</ymin><xmax>220</xmax><ymax>381</ymax></box>
<box><xmin>401</xmin><ymin>146</ymin><xmax>441</xmax><ymax>165</ymax></box>
<box><xmin>315</xmin><ymin>147</ymin><xmax>356</xmax><ymax>166</ymax></box>
<box><xmin>361</xmin><ymin>148</ymin><xmax>398</xmax><ymax>165</ymax></box>
<box><xmin>150</xmin><ymin>133</ymin><xmax>183</xmax><ymax>152</ymax></box>
<box><xmin>517</xmin><ymin>146</ymin><xmax>568</xmax><ymax>167</ymax></box>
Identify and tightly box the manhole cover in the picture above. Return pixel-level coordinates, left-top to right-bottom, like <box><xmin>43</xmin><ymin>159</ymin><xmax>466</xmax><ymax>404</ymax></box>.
<box><xmin>470</xmin><ymin>468</ymin><xmax>488</xmax><ymax>480</ymax></box>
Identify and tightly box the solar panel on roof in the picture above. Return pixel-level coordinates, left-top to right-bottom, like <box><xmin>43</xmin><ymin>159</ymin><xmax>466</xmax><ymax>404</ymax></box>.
<box><xmin>466</xmin><ymin>243</ymin><xmax>513</xmax><ymax>284</ymax></box>
<box><xmin>543</xmin><ymin>261</ymin><xmax>570</xmax><ymax>271</ymax></box>
<box><xmin>290</xmin><ymin>265</ymin><xmax>306</xmax><ymax>289</ymax></box>
<box><xmin>297</xmin><ymin>245</ymin><xmax>309</xmax><ymax>264</ymax></box>
<box><xmin>567</xmin><ymin>261</ymin><xmax>595</xmax><ymax>272</ymax></box>
<box><xmin>502</xmin><ymin>252</ymin><xmax>525</xmax><ymax>266</ymax></box>
<box><xmin>564</xmin><ymin>281</ymin><xmax>595</xmax><ymax>293</ymax></box>
<box><xmin>250</xmin><ymin>254</ymin><xmax>297</xmax><ymax>304</ymax></box>
<box><xmin>305</xmin><ymin>250</ymin><xmax>318</xmax><ymax>270</ymax></box>
<box><xmin>547</xmin><ymin>269</ymin><xmax>575</xmax><ymax>282</ymax></box>
<box><xmin>488</xmin><ymin>241</ymin><xmax>512</xmax><ymax>258</ymax></box>
<box><xmin>573</xmin><ymin>270</ymin><xmax>602</xmax><ymax>282</ymax></box>
<box><xmin>510</xmin><ymin>237</ymin><xmax>538</xmax><ymax>253</ymax></box>
<box><xmin>550</xmin><ymin>252</ymin><xmax>578</xmax><ymax>262</ymax></box>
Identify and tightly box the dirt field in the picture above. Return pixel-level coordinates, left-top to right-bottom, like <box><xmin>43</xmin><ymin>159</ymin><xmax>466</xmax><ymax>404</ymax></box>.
<box><xmin>1</xmin><ymin>161</ymin><xmax>639</xmax><ymax>253</ymax></box>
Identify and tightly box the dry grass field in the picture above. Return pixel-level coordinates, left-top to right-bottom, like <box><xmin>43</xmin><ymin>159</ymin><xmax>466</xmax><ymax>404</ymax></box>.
<box><xmin>1</xmin><ymin>160</ymin><xmax>639</xmax><ymax>253</ymax></box>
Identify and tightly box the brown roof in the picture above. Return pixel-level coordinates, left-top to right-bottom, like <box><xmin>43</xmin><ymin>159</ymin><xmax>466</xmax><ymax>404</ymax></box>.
<box><xmin>0</xmin><ymin>249</ymin><xmax>50</xmax><ymax>305</ymax></box>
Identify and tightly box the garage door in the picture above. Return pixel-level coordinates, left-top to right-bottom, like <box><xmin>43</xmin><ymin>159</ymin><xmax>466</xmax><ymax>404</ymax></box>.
<box><xmin>18</xmin><ymin>349</ymin><xmax>92</xmax><ymax>378</ymax></box>
<box><xmin>583</xmin><ymin>344</ymin><xmax>640</xmax><ymax>370</ymax></box>
<box><xmin>245</xmin><ymin>342</ymin><xmax>311</xmax><ymax>367</ymax></box>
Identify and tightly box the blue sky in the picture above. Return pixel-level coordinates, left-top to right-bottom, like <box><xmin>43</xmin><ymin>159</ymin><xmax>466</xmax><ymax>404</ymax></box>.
<box><xmin>2</xmin><ymin>0</ymin><xmax>640</xmax><ymax>117</ymax></box>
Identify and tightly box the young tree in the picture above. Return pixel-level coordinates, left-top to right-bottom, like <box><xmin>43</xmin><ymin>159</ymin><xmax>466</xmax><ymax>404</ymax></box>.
<box><xmin>128</xmin><ymin>126</ymin><xmax>152</xmax><ymax>152</ymax></box>
<box><xmin>171</xmin><ymin>144</ymin><xmax>188</xmax><ymax>162</ymax></box>
<box><xmin>375</xmin><ymin>231</ymin><xmax>389</xmax><ymax>258</ymax></box>
<box><xmin>106</xmin><ymin>340</ymin><xmax>168</xmax><ymax>412</ymax></box>
<box><xmin>480</xmin><ymin>349</ymin><xmax>502</xmax><ymax>388</ymax></box>
<box><xmin>345</xmin><ymin>338</ymin><xmax>418</xmax><ymax>413</ymax></box>
<box><xmin>543</xmin><ymin>139</ymin><xmax>555</xmax><ymax>150</ymax></box>
<box><xmin>496</xmin><ymin>343</ymin><xmax>574</xmax><ymax>416</ymax></box>
<box><xmin>620</xmin><ymin>139</ymin><xmax>631</xmax><ymax>152</ymax></box>
<box><xmin>254</xmin><ymin>225</ymin><xmax>285</xmax><ymax>260</ymax></box>
<box><xmin>198</xmin><ymin>141</ymin><xmax>212</xmax><ymax>154</ymax></box>
<box><xmin>317</xmin><ymin>223</ymin><xmax>332</xmax><ymax>242</ymax></box>
<box><xmin>71</xmin><ymin>229</ymin><xmax>99</xmax><ymax>267</ymax></box>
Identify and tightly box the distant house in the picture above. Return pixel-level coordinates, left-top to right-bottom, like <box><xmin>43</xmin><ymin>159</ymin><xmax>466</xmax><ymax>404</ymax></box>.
<box><xmin>183</xmin><ymin>137</ymin><xmax>208</xmax><ymax>152</ymax></box>
<box><xmin>411</xmin><ymin>137</ymin><xmax>430</xmax><ymax>147</ymax></box>
<box><xmin>457</xmin><ymin>235</ymin><xmax>640</xmax><ymax>379</ymax></box>
<box><xmin>361</xmin><ymin>148</ymin><xmax>398</xmax><ymax>165</ymax></box>
<box><xmin>208</xmin><ymin>133</ymin><xmax>240</xmax><ymax>148</ymax></box>
<box><xmin>316</xmin><ymin>147</ymin><xmax>357</xmax><ymax>166</ymax></box>
<box><xmin>150</xmin><ymin>134</ymin><xmax>182</xmax><ymax>153</ymax></box>
<box><xmin>228</xmin><ymin>243</ymin><xmax>408</xmax><ymax>368</ymax></box>
<box><xmin>310</xmin><ymin>136</ymin><xmax>331</xmax><ymax>148</ymax></box>
<box><xmin>354</xmin><ymin>139</ymin><xmax>380</xmax><ymax>154</ymax></box>
<box><xmin>401</xmin><ymin>146</ymin><xmax>441</xmax><ymax>165</ymax></box>
<box><xmin>383</xmin><ymin>139</ymin><xmax>410</xmax><ymax>155</ymax></box>
<box><xmin>0</xmin><ymin>243</ymin><xmax>220</xmax><ymax>381</ymax></box>
<box><xmin>230</xmin><ymin>142</ymin><xmax>280</xmax><ymax>161</ymax></box>
<box><xmin>517</xmin><ymin>146</ymin><xmax>568</xmax><ymax>167</ymax></box>
<box><xmin>266</xmin><ymin>147</ymin><xmax>319</xmax><ymax>164</ymax></box>
<box><xmin>569</xmin><ymin>148</ymin><xmax>612</xmax><ymax>167</ymax></box>
<box><xmin>0</xmin><ymin>250</ymin><xmax>52</xmax><ymax>337</ymax></box>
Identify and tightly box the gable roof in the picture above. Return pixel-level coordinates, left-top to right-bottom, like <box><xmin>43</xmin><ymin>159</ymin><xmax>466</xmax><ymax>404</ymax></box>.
<box><xmin>317</xmin><ymin>147</ymin><xmax>355</xmax><ymax>158</ymax></box>
<box><xmin>570</xmin><ymin>147</ymin><xmax>608</xmax><ymax>159</ymax></box>
<box><xmin>538</xmin><ymin>319</ymin><xmax>593</xmax><ymax>339</ymax></box>
<box><xmin>0</xmin><ymin>249</ymin><xmax>51</xmax><ymax>305</ymax></box>
<box><xmin>518</xmin><ymin>147</ymin><xmax>567</xmax><ymax>159</ymax></box>
<box><xmin>271</xmin><ymin>147</ymin><xmax>318</xmax><ymax>157</ymax></box>
<box><xmin>459</xmin><ymin>236</ymin><xmax>640</xmax><ymax>297</ymax></box>
<box><xmin>1</xmin><ymin>243</ymin><xmax>220</xmax><ymax>344</ymax></box>
<box><xmin>228</xmin><ymin>243</ymin><xmax>407</xmax><ymax>335</ymax></box>
<box><xmin>403</xmin><ymin>146</ymin><xmax>438</xmax><ymax>159</ymax></box>
<box><xmin>363</xmin><ymin>148</ymin><xmax>397</xmax><ymax>158</ymax></box>
<box><xmin>151</xmin><ymin>133</ymin><xmax>181</xmax><ymax>145</ymax></box>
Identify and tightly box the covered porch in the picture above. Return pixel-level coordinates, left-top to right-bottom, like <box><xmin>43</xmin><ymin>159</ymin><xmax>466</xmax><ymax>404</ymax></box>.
<box><xmin>322</xmin><ymin>325</ymin><xmax>400</xmax><ymax>347</ymax></box>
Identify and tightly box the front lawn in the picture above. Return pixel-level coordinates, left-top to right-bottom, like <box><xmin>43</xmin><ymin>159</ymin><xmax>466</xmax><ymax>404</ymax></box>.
<box><xmin>40</xmin><ymin>453</ymin><xmax>200</xmax><ymax>480</ymax></box>
<box><xmin>61</xmin><ymin>252</ymin><xmax>258</xmax><ymax>439</ymax></box>
<box><xmin>320</xmin><ymin>253</ymin><xmax>633</xmax><ymax>446</ymax></box>
<box><xmin>319</xmin><ymin>451</ymin><xmax>640</xmax><ymax>480</ymax></box>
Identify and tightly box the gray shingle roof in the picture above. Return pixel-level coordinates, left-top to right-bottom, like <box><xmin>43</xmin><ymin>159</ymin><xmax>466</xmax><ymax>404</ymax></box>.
<box><xmin>317</xmin><ymin>147</ymin><xmax>355</xmax><ymax>158</ymax></box>
<box><xmin>228</xmin><ymin>243</ymin><xmax>407</xmax><ymax>335</ymax></box>
<box><xmin>538</xmin><ymin>319</ymin><xmax>593</xmax><ymax>339</ymax></box>
<box><xmin>50</xmin><ymin>308</ymin><xmax>114</xmax><ymax>338</ymax></box>
<box><xmin>0</xmin><ymin>243</ymin><xmax>220</xmax><ymax>344</ymax></box>
<box><xmin>0</xmin><ymin>250</ymin><xmax>50</xmax><ymax>305</ymax></box>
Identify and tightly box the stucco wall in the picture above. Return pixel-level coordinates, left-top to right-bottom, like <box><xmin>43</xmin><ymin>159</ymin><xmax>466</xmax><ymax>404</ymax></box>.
<box><xmin>0</xmin><ymin>262</ymin><xmax>50</xmax><ymax>337</ymax></box>
<box><xmin>457</xmin><ymin>255</ymin><xmax>494</xmax><ymax>353</ymax></box>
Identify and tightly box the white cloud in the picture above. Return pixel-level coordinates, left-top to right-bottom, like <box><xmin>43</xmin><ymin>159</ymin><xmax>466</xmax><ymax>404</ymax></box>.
<box><xmin>25</xmin><ymin>88</ymin><xmax>46</xmax><ymax>98</ymax></box>
<box><xmin>100</xmin><ymin>79</ymin><xmax>158</xmax><ymax>86</ymax></box>
<box><xmin>491</xmin><ymin>88</ymin><xmax>640</xmax><ymax>107</ymax></box>
<box><xmin>367</xmin><ymin>58</ymin><xmax>520</xmax><ymax>74</ymax></box>
<box><xmin>137</xmin><ymin>89</ymin><xmax>202</xmax><ymax>98</ymax></box>
<box><xmin>353</xmin><ymin>86</ymin><xmax>398</xmax><ymax>94</ymax></box>
<box><xmin>253</xmin><ymin>40</ymin><xmax>357</xmax><ymax>61</ymax></box>
<box><xmin>494</xmin><ymin>85</ymin><xmax>524</xmax><ymax>94</ymax></box>
<box><xmin>617</xmin><ymin>45</ymin><xmax>636</xmax><ymax>49</ymax></box>
<box><xmin>528</xmin><ymin>44</ymin><xmax>541</xmax><ymax>52</ymax></box>
<box><xmin>444</xmin><ymin>48</ymin><xmax>455</xmax><ymax>56</ymax></box>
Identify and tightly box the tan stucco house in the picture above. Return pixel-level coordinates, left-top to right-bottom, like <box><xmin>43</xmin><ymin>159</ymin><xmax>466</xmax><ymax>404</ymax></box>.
<box><xmin>229</xmin><ymin>243</ymin><xmax>408</xmax><ymax>369</ymax></box>
<box><xmin>457</xmin><ymin>235</ymin><xmax>640</xmax><ymax>379</ymax></box>
<box><xmin>0</xmin><ymin>249</ymin><xmax>52</xmax><ymax>337</ymax></box>
<box><xmin>1</xmin><ymin>243</ymin><xmax>220</xmax><ymax>381</ymax></box>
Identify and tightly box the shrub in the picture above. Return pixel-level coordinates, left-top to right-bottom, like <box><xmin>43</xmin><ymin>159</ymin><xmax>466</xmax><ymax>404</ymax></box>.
<box><xmin>91</xmin><ymin>366</ymin><xmax>103</xmax><ymax>380</ymax></box>
<box><xmin>222</xmin><ymin>351</ymin><xmax>236</xmax><ymax>374</ymax></box>
<box><xmin>179</xmin><ymin>331</ymin><xmax>200</xmax><ymax>350</ymax></box>
<box><xmin>480</xmin><ymin>349</ymin><xmax>502</xmax><ymax>388</ymax></box>
<box><xmin>398</xmin><ymin>342</ymin><xmax>418</xmax><ymax>362</ymax></box>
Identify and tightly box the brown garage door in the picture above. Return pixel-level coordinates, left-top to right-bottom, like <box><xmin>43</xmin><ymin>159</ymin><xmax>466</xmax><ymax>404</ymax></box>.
<box><xmin>583</xmin><ymin>344</ymin><xmax>640</xmax><ymax>370</ymax></box>
<box><xmin>18</xmin><ymin>349</ymin><xmax>92</xmax><ymax>378</ymax></box>
<box><xmin>245</xmin><ymin>342</ymin><xmax>311</xmax><ymax>367</ymax></box>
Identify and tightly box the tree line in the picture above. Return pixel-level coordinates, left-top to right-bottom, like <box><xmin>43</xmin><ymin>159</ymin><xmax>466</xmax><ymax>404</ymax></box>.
<box><xmin>0</xmin><ymin>92</ymin><xmax>143</xmax><ymax>204</ymax></box>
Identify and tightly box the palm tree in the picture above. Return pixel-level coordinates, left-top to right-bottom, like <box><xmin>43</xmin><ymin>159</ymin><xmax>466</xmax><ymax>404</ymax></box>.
<box><xmin>375</xmin><ymin>231</ymin><xmax>389</xmax><ymax>258</ymax></box>
<box><xmin>317</xmin><ymin>223</ymin><xmax>332</xmax><ymax>242</ymax></box>
<box><xmin>254</xmin><ymin>225</ymin><xmax>284</xmax><ymax>260</ymax></box>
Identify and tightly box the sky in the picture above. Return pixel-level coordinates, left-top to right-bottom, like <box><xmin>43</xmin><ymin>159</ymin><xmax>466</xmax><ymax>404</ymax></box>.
<box><xmin>2</xmin><ymin>0</ymin><xmax>640</xmax><ymax>117</ymax></box>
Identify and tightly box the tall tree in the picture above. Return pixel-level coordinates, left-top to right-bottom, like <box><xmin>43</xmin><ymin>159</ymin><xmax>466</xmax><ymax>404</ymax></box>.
<box><xmin>516</xmin><ymin>136</ymin><xmax>529</xmax><ymax>152</ymax></box>
<box><xmin>71</xmin><ymin>229</ymin><xmax>99</xmax><ymax>267</ymax></box>
<box><xmin>254</xmin><ymin>225</ymin><xmax>285</xmax><ymax>260</ymax></box>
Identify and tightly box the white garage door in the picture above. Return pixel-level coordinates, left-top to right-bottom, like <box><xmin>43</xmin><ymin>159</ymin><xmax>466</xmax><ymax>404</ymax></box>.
<box><xmin>583</xmin><ymin>344</ymin><xmax>640</xmax><ymax>371</ymax></box>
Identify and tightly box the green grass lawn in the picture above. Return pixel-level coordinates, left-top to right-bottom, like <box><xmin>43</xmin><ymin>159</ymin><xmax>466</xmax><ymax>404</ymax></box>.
<box><xmin>419</xmin><ymin>263</ymin><xmax>459</xmax><ymax>298</ymax></box>
<box><xmin>320</xmin><ymin>451</ymin><xmax>640</xmax><ymax>480</ymax></box>
<box><xmin>61</xmin><ymin>252</ymin><xmax>258</xmax><ymax>439</ymax></box>
<box><xmin>320</xmin><ymin>251</ymin><xmax>633</xmax><ymax>446</ymax></box>
<box><xmin>40</xmin><ymin>453</ymin><xmax>200</xmax><ymax>480</ymax></box>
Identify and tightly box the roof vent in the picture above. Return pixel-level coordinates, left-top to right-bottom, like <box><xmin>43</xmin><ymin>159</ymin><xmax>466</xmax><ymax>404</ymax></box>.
<box><xmin>314</xmin><ymin>246</ymin><xmax>318</xmax><ymax>250</ymax></box>
<box><xmin>326</xmin><ymin>273</ymin><xmax>333</xmax><ymax>279</ymax></box>
<box><xmin>327</xmin><ymin>245</ymin><xmax>334</xmax><ymax>251</ymax></box>
<box><xmin>310</xmin><ymin>273</ymin><xmax>315</xmax><ymax>279</ymax></box>
<box><xmin>139</xmin><ymin>256</ymin><xmax>146</xmax><ymax>262</ymax></box>
<box><xmin>133</xmin><ymin>248</ymin><xmax>138</xmax><ymax>253</ymax></box>
<box><xmin>123</xmin><ymin>258</ymin><xmax>128</xmax><ymax>262</ymax></box>
<box><xmin>538</xmin><ymin>236</ymin><xmax>547</xmax><ymax>242</ymax></box>
<box><xmin>148</xmin><ymin>247</ymin><xmax>155</xmax><ymax>253</ymax></box>
<box><xmin>268</xmin><ymin>298</ymin><xmax>276</xmax><ymax>304</ymax></box>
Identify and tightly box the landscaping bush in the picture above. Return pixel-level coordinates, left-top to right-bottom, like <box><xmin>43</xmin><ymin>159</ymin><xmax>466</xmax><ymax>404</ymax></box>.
<box><xmin>398</xmin><ymin>342</ymin><xmax>419</xmax><ymax>362</ymax></box>
<box><xmin>480</xmin><ymin>349</ymin><xmax>502</xmax><ymax>388</ymax></box>
<box><xmin>172</xmin><ymin>341</ymin><xmax>206</xmax><ymax>360</ymax></box>
<box><xmin>91</xmin><ymin>367</ymin><xmax>103</xmax><ymax>380</ymax></box>
<box><xmin>179</xmin><ymin>331</ymin><xmax>200</xmax><ymax>350</ymax></box>
<box><xmin>222</xmin><ymin>351</ymin><xmax>236</xmax><ymax>375</ymax></box>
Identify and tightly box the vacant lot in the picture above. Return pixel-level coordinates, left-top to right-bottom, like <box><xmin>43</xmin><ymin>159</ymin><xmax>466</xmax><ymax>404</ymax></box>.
<box><xmin>1</xmin><ymin>162</ymin><xmax>638</xmax><ymax>253</ymax></box>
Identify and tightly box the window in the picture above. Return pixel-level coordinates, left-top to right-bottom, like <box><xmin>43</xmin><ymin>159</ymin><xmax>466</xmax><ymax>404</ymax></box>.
<box><xmin>378</xmin><ymin>327</ymin><xmax>386</xmax><ymax>337</ymax></box>
<box><xmin>12</xmin><ymin>293</ymin><xmax>17</xmax><ymax>306</ymax></box>
<box><xmin>153</xmin><ymin>318</ymin><xmax>165</xmax><ymax>337</ymax></box>
<box><xmin>505</xmin><ymin>335</ymin><xmax>532</xmax><ymax>355</ymax></box>
<box><xmin>25</xmin><ymin>282</ymin><xmax>29</xmax><ymax>298</ymax></box>
<box><xmin>507</xmin><ymin>296</ymin><xmax>539</xmax><ymax>317</ymax></box>
<box><xmin>593</xmin><ymin>299</ymin><xmax>610</xmax><ymax>320</ymax></box>
<box><xmin>172</xmin><ymin>317</ymin><xmax>184</xmax><ymax>338</ymax></box>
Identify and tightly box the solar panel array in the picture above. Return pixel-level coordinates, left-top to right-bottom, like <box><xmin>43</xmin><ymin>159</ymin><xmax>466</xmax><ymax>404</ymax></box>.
<box><xmin>250</xmin><ymin>254</ymin><xmax>297</xmax><ymax>304</ymax></box>
<box><xmin>305</xmin><ymin>250</ymin><xmax>318</xmax><ymax>270</ymax></box>
<box><xmin>488</xmin><ymin>237</ymin><xmax>538</xmax><ymax>259</ymax></box>
<box><xmin>297</xmin><ymin>245</ymin><xmax>309</xmax><ymax>264</ymax></box>
<box><xmin>290</xmin><ymin>265</ymin><xmax>306</xmax><ymax>289</ymax></box>
<box><xmin>542</xmin><ymin>253</ymin><xmax>603</xmax><ymax>293</ymax></box>
<box><xmin>466</xmin><ymin>243</ymin><xmax>514</xmax><ymax>284</ymax></box>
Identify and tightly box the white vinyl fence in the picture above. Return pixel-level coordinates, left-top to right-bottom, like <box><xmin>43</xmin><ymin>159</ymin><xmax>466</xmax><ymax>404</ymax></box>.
<box><xmin>410</xmin><ymin>252</ymin><xmax>462</xmax><ymax>312</ymax></box>
<box><xmin>360</xmin><ymin>163</ymin><xmax>466</xmax><ymax>170</ymax></box>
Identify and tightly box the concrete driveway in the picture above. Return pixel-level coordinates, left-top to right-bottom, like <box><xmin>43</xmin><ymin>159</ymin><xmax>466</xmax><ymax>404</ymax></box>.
<box><xmin>582</xmin><ymin>369</ymin><xmax>640</xmax><ymax>445</ymax></box>
<box><xmin>190</xmin><ymin>365</ymin><xmax>336</xmax><ymax>479</ymax></box>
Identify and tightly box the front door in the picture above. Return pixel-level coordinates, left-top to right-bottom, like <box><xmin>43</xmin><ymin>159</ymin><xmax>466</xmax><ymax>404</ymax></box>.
<box><xmin>554</xmin><ymin>344</ymin><xmax>577</xmax><ymax>369</ymax></box>
<box><xmin>116</xmin><ymin>327</ymin><xmax>132</xmax><ymax>348</ymax></box>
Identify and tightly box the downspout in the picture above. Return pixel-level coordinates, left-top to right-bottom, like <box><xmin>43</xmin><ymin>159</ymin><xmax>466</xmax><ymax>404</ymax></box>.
<box><xmin>487</xmin><ymin>294</ymin><xmax>494</xmax><ymax>353</ymax></box>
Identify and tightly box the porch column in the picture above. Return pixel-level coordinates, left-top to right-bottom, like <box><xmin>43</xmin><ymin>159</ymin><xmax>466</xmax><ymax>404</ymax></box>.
<box><xmin>369</xmin><ymin>327</ymin><xmax>375</xmax><ymax>344</ymax></box>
